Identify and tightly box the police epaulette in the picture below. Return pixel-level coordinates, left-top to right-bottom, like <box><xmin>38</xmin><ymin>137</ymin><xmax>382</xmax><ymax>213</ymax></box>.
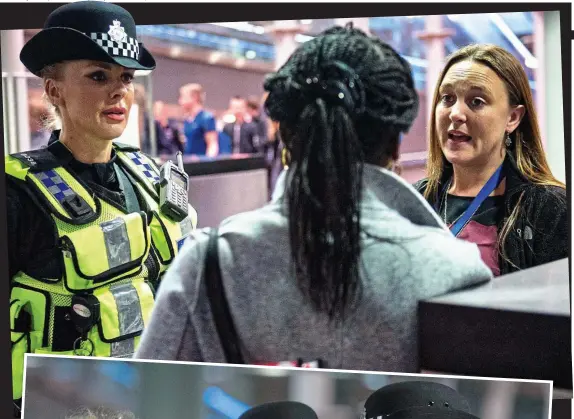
<box><xmin>10</xmin><ymin>148</ymin><xmax>61</xmax><ymax>172</ymax></box>
<box><xmin>113</xmin><ymin>142</ymin><xmax>141</xmax><ymax>152</ymax></box>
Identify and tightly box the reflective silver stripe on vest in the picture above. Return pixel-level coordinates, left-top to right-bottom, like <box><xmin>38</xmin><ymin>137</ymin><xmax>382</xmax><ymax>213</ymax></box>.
<box><xmin>101</xmin><ymin>218</ymin><xmax>132</xmax><ymax>269</ymax></box>
<box><xmin>180</xmin><ymin>217</ymin><xmax>193</xmax><ymax>236</ymax></box>
<box><xmin>109</xmin><ymin>282</ymin><xmax>144</xmax><ymax>357</ymax></box>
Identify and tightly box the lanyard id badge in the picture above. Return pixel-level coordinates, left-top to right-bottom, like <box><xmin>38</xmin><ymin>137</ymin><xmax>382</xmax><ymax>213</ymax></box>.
<box><xmin>438</xmin><ymin>164</ymin><xmax>504</xmax><ymax>238</ymax></box>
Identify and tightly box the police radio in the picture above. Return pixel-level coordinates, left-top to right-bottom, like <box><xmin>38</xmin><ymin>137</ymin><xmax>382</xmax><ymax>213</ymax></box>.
<box><xmin>158</xmin><ymin>152</ymin><xmax>189</xmax><ymax>222</ymax></box>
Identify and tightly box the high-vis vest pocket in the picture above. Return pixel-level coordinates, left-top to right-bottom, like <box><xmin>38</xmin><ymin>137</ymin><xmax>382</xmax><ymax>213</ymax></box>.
<box><xmin>150</xmin><ymin>210</ymin><xmax>193</xmax><ymax>269</ymax></box>
<box><xmin>10</xmin><ymin>286</ymin><xmax>50</xmax><ymax>348</ymax></box>
<box><xmin>10</xmin><ymin>300</ymin><xmax>30</xmax><ymax>401</ymax></box>
<box><xmin>60</xmin><ymin>212</ymin><xmax>151</xmax><ymax>292</ymax></box>
<box><xmin>87</xmin><ymin>279</ymin><xmax>155</xmax><ymax>358</ymax></box>
<box><xmin>9</xmin><ymin>298</ymin><xmax>45</xmax><ymax>401</ymax></box>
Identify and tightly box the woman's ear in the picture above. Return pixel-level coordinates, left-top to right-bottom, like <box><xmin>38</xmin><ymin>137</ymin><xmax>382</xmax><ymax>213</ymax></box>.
<box><xmin>506</xmin><ymin>104</ymin><xmax>525</xmax><ymax>134</ymax></box>
<box><xmin>44</xmin><ymin>79</ymin><xmax>63</xmax><ymax>108</ymax></box>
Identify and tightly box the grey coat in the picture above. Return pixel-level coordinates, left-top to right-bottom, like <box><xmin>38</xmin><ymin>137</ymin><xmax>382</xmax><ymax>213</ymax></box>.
<box><xmin>135</xmin><ymin>164</ymin><xmax>493</xmax><ymax>372</ymax></box>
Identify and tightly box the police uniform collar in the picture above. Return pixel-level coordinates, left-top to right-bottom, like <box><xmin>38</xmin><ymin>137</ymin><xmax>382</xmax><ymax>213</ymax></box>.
<box><xmin>47</xmin><ymin>130</ymin><xmax>119</xmax><ymax>184</ymax></box>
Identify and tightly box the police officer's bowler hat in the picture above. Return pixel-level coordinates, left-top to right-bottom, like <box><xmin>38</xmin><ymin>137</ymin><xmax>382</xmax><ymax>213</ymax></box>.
<box><xmin>20</xmin><ymin>1</ymin><xmax>156</xmax><ymax>77</ymax></box>
<box><xmin>238</xmin><ymin>401</ymin><xmax>318</xmax><ymax>419</ymax></box>
<box><xmin>363</xmin><ymin>381</ymin><xmax>481</xmax><ymax>419</ymax></box>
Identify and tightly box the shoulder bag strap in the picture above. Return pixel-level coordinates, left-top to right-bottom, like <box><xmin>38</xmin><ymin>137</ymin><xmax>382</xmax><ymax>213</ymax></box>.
<box><xmin>204</xmin><ymin>227</ymin><xmax>245</xmax><ymax>364</ymax></box>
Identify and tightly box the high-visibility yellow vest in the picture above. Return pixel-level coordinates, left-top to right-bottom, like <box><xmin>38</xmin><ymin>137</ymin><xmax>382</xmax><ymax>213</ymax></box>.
<box><xmin>7</xmin><ymin>142</ymin><xmax>197</xmax><ymax>405</ymax></box>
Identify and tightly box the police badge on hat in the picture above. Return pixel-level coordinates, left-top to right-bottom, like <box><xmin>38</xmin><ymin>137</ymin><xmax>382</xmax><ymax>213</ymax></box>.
<box><xmin>20</xmin><ymin>1</ymin><xmax>156</xmax><ymax>76</ymax></box>
<box><xmin>108</xmin><ymin>20</ymin><xmax>128</xmax><ymax>44</ymax></box>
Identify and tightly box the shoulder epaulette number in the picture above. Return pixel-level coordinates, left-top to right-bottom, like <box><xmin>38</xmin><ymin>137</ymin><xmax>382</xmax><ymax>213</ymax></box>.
<box><xmin>10</xmin><ymin>148</ymin><xmax>61</xmax><ymax>171</ymax></box>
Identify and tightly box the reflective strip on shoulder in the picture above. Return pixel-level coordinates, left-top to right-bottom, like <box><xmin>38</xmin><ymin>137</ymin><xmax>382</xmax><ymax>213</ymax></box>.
<box><xmin>28</xmin><ymin>167</ymin><xmax>97</xmax><ymax>220</ymax></box>
<box><xmin>5</xmin><ymin>156</ymin><xmax>30</xmax><ymax>181</ymax></box>
<box><xmin>117</xmin><ymin>151</ymin><xmax>160</xmax><ymax>186</ymax></box>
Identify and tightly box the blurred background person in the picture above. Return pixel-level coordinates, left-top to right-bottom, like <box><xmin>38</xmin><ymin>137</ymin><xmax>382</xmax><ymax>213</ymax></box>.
<box><xmin>135</xmin><ymin>25</ymin><xmax>492</xmax><ymax>371</ymax></box>
<box><xmin>179</xmin><ymin>83</ymin><xmax>219</xmax><ymax>157</ymax></box>
<box><xmin>415</xmin><ymin>44</ymin><xmax>567</xmax><ymax>276</ymax></box>
<box><xmin>246</xmin><ymin>95</ymin><xmax>269</xmax><ymax>146</ymax></box>
<box><xmin>247</xmin><ymin>94</ymin><xmax>276</xmax><ymax>194</ymax></box>
<box><xmin>153</xmin><ymin>100</ymin><xmax>184</xmax><ymax>155</ymax></box>
<box><xmin>223</xmin><ymin>95</ymin><xmax>261</xmax><ymax>154</ymax></box>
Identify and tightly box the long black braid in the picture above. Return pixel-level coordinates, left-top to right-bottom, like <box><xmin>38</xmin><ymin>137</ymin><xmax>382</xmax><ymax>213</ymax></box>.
<box><xmin>264</xmin><ymin>25</ymin><xmax>419</xmax><ymax>321</ymax></box>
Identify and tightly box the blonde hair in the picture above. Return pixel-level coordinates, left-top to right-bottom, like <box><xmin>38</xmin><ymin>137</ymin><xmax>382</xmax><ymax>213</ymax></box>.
<box><xmin>65</xmin><ymin>406</ymin><xmax>137</xmax><ymax>419</ymax></box>
<box><xmin>180</xmin><ymin>83</ymin><xmax>205</xmax><ymax>104</ymax></box>
<box><xmin>425</xmin><ymin>44</ymin><xmax>565</xmax><ymax>267</ymax></box>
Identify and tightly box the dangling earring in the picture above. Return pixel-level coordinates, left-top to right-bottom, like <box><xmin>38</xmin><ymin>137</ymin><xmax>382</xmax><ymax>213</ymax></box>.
<box><xmin>281</xmin><ymin>147</ymin><xmax>290</xmax><ymax>169</ymax></box>
<box><xmin>505</xmin><ymin>132</ymin><xmax>512</xmax><ymax>147</ymax></box>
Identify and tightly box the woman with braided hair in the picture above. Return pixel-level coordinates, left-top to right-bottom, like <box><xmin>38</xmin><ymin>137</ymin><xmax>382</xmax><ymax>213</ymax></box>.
<box><xmin>135</xmin><ymin>26</ymin><xmax>492</xmax><ymax>371</ymax></box>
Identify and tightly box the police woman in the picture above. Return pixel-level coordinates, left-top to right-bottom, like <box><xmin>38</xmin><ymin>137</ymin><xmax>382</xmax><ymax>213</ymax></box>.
<box><xmin>6</xmin><ymin>2</ymin><xmax>196</xmax><ymax>416</ymax></box>
<box><xmin>414</xmin><ymin>44</ymin><xmax>567</xmax><ymax>276</ymax></box>
<box><xmin>136</xmin><ymin>26</ymin><xmax>492</xmax><ymax>370</ymax></box>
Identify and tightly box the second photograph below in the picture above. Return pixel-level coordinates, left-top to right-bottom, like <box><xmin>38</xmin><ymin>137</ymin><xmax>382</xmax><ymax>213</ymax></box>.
<box><xmin>22</xmin><ymin>355</ymin><xmax>553</xmax><ymax>419</ymax></box>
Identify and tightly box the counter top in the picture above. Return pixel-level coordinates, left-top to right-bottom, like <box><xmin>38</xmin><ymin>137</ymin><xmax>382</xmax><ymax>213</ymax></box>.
<box><xmin>419</xmin><ymin>258</ymin><xmax>571</xmax><ymax>389</ymax></box>
<box><xmin>424</xmin><ymin>258</ymin><xmax>570</xmax><ymax>315</ymax></box>
<box><xmin>158</xmin><ymin>153</ymin><xmax>267</xmax><ymax>177</ymax></box>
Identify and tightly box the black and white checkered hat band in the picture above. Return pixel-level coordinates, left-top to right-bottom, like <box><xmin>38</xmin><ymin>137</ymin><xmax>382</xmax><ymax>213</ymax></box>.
<box><xmin>87</xmin><ymin>32</ymin><xmax>140</xmax><ymax>60</ymax></box>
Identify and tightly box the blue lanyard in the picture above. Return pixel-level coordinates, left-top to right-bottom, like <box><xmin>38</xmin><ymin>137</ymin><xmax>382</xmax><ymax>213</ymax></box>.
<box><xmin>438</xmin><ymin>164</ymin><xmax>504</xmax><ymax>237</ymax></box>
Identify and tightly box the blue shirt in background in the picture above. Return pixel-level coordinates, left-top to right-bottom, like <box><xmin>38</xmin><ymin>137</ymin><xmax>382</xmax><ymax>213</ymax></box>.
<box><xmin>183</xmin><ymin>110</ymin><xmax>217</xmax><ymax>155</ymax></box>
